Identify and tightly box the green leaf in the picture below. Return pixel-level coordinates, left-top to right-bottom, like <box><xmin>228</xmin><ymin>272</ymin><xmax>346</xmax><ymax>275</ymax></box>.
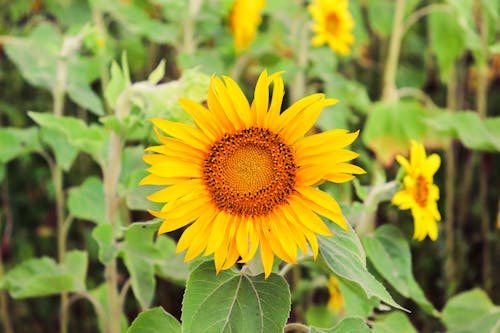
<box><xmin>105</xmin><ymin>60</ymin><xmax>129</xmax><ymax>109</ymax></box>
<box><xmin>90</xmin><ymin>283</ymin><xmax>129</xmax><ymax>333</ymax></box>
<box><xmin>362</xmin><ymin>101</ymin><xmax>429</xmax><ymax>166</ymax></box>
<box><xmin>92</xmin><ymin>224</ymin><xmax>118</xmax><ymax>265</ymax></box>
<box><xmin>318</xmin><ymin>222</ymin><xmax>402</xmax><ymax>311</ymax></box>
<box><xmin>367</xmin><ymin>0</ymin><xmax>394</xmax><ymax>37</ymax></box>
<box><xmin>119</xmin><ymin>220</ymin><xmax>163</xmax><ymax>309</ymax></box>
<box><xmin>148</xmin><ymin>60</ymin><xmax>166</xmax><ymax>84</ymax></box>
<box><xmin>1</xmin><ymin>250</ymin><xmax>87</xmax><ymax>298</ymax></box>
<box><xmin>155</xmin><ymin>236</ymin><xmax>190</xmax><ymax>285</ymax></box>
<box><xmin>0</xmin><ymin>127</ymin><xmax>42</xmax><ymax>164</ymax></box>
<box><xmin>68</xmin><ymin>176</ymin><xmax>106</xmax><ymax>224</ymax></box>
<box><xmin>425</xmin><ymin>111</ymin><xmax>500</xmax><ymax>152</ymax></box>
<box><xmin>428</xmin><ymin>9</ymin><xmax>466</xmax><ymax>81</ymax></box>
<box><xmin>182</xmin><ymin>261</ymin><xmax>291</xmax><ymax>333</ymax></box>
<box><xmin>127</xmin><ymin>307</ymin><xmax>181</xmax><ymax>333</ymax></box>
<box><xmin>442</xmin><ymin>289</ymin><xmax>500</xmax><ymax>333</ymax></box>
<box><xmin>40</xmin><ymin>128</ymin><xmax>79</xmax><ymax>171</ymax></box>
<box><xmin>337</xmin><ymin>277</ymin><xmax>377</xmax><ymax>317</ymax></box>
<box><xmin>372</xmin><ymin>311</ymin><xmax>418</xmax><ymax>333</ymax></box>
<box><xmin>363</xmin><ymin>225</ymin><xmax>437</xmax><ymax>315</ymax></box>
<box><xmin>29</xmin><ymin>112</ymin><xmax>107</xmax><ymax>163</ymax></box>
<box><xmin>311</xmin><ymin>317</ymin><xmax>371</xmax><ymax>333</ymax></box>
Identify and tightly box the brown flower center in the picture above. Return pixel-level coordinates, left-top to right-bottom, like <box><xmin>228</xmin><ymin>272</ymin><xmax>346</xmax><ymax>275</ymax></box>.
<box><xmin>203</xmin><ymin>127</ymin><xmax>297</xmax><ymax>216</ymax></box>
<box><xmin>325</xmin><ymin>12</ymin><xmax>340</xmax><ymax>34</ymax></box>
<box><xmin>414</xmin><ymin>174</ymin><xmax>428</xmax><ymax>207</ymax></box>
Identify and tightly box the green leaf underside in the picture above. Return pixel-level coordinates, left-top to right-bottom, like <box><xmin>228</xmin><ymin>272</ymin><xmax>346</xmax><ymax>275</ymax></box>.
<box><xmin>68</xmin><ymin>176</ymin><xmax>107</xmax><ymax>224</ymax></box>
<box><xmin>372</xmin><ymin>311</ymin><xmax>418</xmax><ymax>333</ymax></box>
<box><xmin>318</xmin><ymin>222</ymin><xmax>402</xmax><ymax>311</ymax></box>
<box><xmin>0</xmin><ymin>250</ymin><xmax>87</xmax><ymax>298</ymax></box>
<box><xmin>363</xmin><ymin>225</ymin><xmax>437</xmax><ymax>315</ymax></box>
<box><xmin>127</xmin><ymin>307</ymin><xmax>181</xmax><ymax>333</ymax></box>
<box><xmin>442</xmin><ymin>289</ymin><xmax>500</xmax><ymax>333</ymax></box>
<box><xmin>182</xmin><ymin>261</ymin><xmax>291</xmax><ymax>333</ymax></box>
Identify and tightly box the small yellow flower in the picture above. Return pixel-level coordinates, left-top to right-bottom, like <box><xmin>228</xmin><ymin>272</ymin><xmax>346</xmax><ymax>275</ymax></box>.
<box><xmin>308</xmin><ymin>0</ymin><xmax>355</xmax><ymax>55</ymax></box>
<box><xmin>392</xmin><ymin>141</ymin><xmax>441</xmax><ymax>241</ymax></box>
<box><xmin>229</xmin><ymin>0</ymin><xmax>265</xmax><ymax>53</ymax></box>
<box><xmin>327</xmin><ymin>276</ymin><xmax>344</xmax><ymax>312</ymax></box>
<box><xmin>142</xmin><ymin>70</ymin><xmax>365</xmax><ymax>277</ymax></box>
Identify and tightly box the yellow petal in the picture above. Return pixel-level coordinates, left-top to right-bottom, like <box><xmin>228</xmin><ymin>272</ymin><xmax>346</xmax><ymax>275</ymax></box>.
<box><xmin>204</xmin><ymin>212</ymin><xmax>231</xmax><ymax>256</ymax></box>
<box><xmin>287</xmin><ymin>195</ymin><xmax>334</xmax><ymax>235</ymax></box>
<box><xmin>178</xmin><ymin>98</ymin><xmax>221</xmax><ymax>140</ymax></box>
<box><xmin>251</xmin><ymin>69</ymin><xmax>270</xmax><ymax>127</ymax></box>
<box><xmin>221</xmin><ymin>76</ymin><xmax>252</xmax><ymax>127</ymax></box>
<box><xmin>278</xmin><ymin>94</ymin><xmax>324</xmax><ymax>131</ymax></box>
<box><xmin>147</xmin><ymin>179</ymin><xmax>202</xmax><ymax>203</ymax></box>
<box><xmin>259</xmin><ymin>231</ymin><xmax>275</xmax><ymax>278</ymax></box>
<box><xmin>147</xmin><ymin>160</ymin><xmax>201</xmax><ymax>179</ymax></box>
<box><xmin>151</xmin><ymin>118</ymin><xmax>210</xmax><ymax>150</ymax></box>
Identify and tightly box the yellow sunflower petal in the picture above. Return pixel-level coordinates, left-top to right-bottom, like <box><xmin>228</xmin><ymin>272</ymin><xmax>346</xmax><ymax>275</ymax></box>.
<box><xmin>147</xmin><ymin>179</ymin><xmax>203</xmax><ymax>203</ymax></box>
<box><xmin>151</xmin><ymin>118</ymin><xmax>210</xmax><ymax>150</ymax></box>
<box><xmin>260</xmin><ymin>231</ymin><xmax>275</xmax><ymax>278</ymax></box>
<box><xmin>287</xmin><ymin>195</ymin><xmax>334</xmax><ymax>236</ymax></box>
<box><xmin>178</xmin><ymin>98</ymin><xmax>221</xmax><ymax>140</ymax></box>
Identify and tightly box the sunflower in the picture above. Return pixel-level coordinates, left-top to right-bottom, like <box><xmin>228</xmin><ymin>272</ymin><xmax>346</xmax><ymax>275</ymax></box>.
<box><xmin>392</xmin><ymin>141</ymin><xmax>441</xmax><ymax>241</ymax></box>
<box><xmin>327</xmin><ymin>276</ymin><xmax>344</xmax><ymax>312</ymax></box>
<box><xmin>308</xmin><ymin>0</ymin><xmax>355</xmax><ymax>55</ymax></box>
<box><xmin>229</xmin><ymin>0</ymin><xmax>265</xmax><ymax>53</ymax></box>
<box><xmin>142</xmin><ymin>70</ymin><xmax>365</xmax><ymax>277</ymax></box>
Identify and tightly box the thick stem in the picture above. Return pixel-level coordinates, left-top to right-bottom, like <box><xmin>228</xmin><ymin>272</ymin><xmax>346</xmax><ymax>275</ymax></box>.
<box><xmin>382</xmin><ymin>0</ymin><xmax>406</xmax><ymax>102</ymax></box>
<box><xmin>444</xmin><ymin>65</ymin><xmax>457</xmax><ymax>294</ymax></box>
<box><xmin>290</xmin><ymin>20</ymin><xmax>309</xmax><ymax>103</ymax></box>
<box><xmin>181</xmin><ymin>0</ymin><xmax>203</xmax><ymax>54</ymax></box>
<box><xmin>476</xmin><ymin>0</ymin><xmax>492</xmax><ymax>294</ymax></box>
<box><xmin>284</xmin><ymin>323</ymin><xmax>310</xmax><ymax>333</ymax></box>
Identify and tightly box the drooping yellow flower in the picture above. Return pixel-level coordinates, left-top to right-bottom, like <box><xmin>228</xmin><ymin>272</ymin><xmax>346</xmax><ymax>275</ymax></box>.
<box><xmin>308</xmin><ymin>0</ymin><xmax>355</xmax><ymax>55</ymax></box>
<box><xmin>142</xmin><ymin>70</ymin><xmax>365</xmax><ymax>277</ymax></box>
<box><xmin>327</xmin><ymin>276</ymin><xmax>344</xmax><ymax>312</ymax></box>
<box><xmin>392</xmin><ymin>141</ymin><xmax>441</xmax><ymax>241</ymax></box>
<box><xmin>229</xmin><ymin>0</ymin><xmax>265</xmax><ymax>53</ymax></box>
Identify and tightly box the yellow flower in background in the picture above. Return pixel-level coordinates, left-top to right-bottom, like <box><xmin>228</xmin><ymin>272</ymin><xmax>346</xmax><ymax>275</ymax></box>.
<box><xmin>229</xmin><ymin>0</ymin><xmax>265</xmax><ymax>53</ymax></box>
<box><xmin>327</xmin><ymin>276</ymin><xmax>344</xmax><ymax>312</ymax></box>
<box><xmin>142</xmin><ymin>70</ymin><xmax>365</xmax><ymax>277</ymax></box>
<box><xmin>392</xmin><ymin>141</ymin><xmax>441</xmax><ymax>241</ymax></box>
<box><xmin>308</xmin><ymin>0</ymin><xmax>355</xmax><ymax>55</ymax></box>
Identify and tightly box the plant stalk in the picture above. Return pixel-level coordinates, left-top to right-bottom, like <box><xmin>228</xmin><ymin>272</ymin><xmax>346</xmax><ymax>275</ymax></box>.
<box><xmin>382</xmin><ymin>0</ymin><xmax>406</xmax><ymax>102</ymax></box>
<box><xmin>181</xmin><ymin>0</ymin><xmax>203</xmax><ymax>54</ymax></box>
<box><xmin>290</xmin><ymin>19</ymin><xmax>309</xmax><ymax>104</ymax></box>
<box><xmin>444</xmin><ymin>65</ymin><xmax>457</xmax><ymax>294</ymax></box>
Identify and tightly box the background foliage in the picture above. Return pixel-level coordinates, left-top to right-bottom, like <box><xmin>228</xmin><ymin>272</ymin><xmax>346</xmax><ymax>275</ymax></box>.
<box><xmin>0</xmin><ymin>0</ymin><xmax>499</xmax><ymax>332</ymax></box>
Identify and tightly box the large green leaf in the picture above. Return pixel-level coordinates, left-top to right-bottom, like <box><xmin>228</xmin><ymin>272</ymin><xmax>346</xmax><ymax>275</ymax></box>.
<box><xmin>337</xmin><ymin>277</ymin><xmax>378</xmax><ymax>317</ymax></box>
<box><xmin>372</xmin><ymin>311</ymin><xmax>418</xmax><ymax>333</ymax></box>
<box><xmin>29</xmin><ymin>112</ymin><xmax>108</xmax><ymax>163</ymax></box>
<box><xmin>310</xmin><ymin>317</ymin><xmax>371</xmax><ymax>333</ymax></box>
<box><xmin>318</xmin><ymin>222</ymin><xmax>402</xmax><ymax>310</ymax></box>
<box><xmin>154</xmin><ymin>236</ymin><xmax>190</xmax><ymax>285</ymax></box>
<box><xmin>362</xmin><ymin>101</ymin><xmax>428</xmax><ymax>166</ymax></box>
<box><xmin>68</xmin><ymin>176</ymin><xmax>106</xmax><ymax>225</ymax></box>
<box><xmin>428</xmin><ymin>9</ymin><xmax>466</xmax><ymax>81</ymax></box>
<box><xmin>425</xmin><ymin>111</ymin><xmax>500</xmax><ymax>152</ymax></box>
<box><xmin>92</xmin><ymin>224</ymin><xmax>119</xmax><ymax>265</ymax></box>
<box><xmin>0</xmin><ymin>127</ymin><xmax>42</xmax><ymax>164</ymax></box>
<box><xmin>119</xmin><ymin>220</ymin><xmax>162</xmax><ymax>309</ymax></box>
<box><xmin>39</xmin><ymin>128</ymin><xmax>79</xmax><ymax>171</ymax></box>
<box><xmin>127</xmin><ymin>307</ymin><xmax>181</xmax><ymax>333</ymax></box>
<box><xmin>0</xmin><ymin>250</ymin><xmax>87</xmax><ymax>298</ymax></box>
<box><xmin>363</xmin><ymin>225</ymin><xmax>437</xmax><ymax>315</ymax></box>
<box><xmin>182</xmin><ymin>261</ymin><xmax>291</xmax><ymax>333</ymax></box>
<box><xmin>442</xmin><ymin>289</ymin><xmax>500</xmax><ymax>333</ymax></box>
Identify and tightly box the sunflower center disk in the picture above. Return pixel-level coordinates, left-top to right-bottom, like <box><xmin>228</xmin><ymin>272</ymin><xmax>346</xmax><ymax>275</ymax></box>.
<box><xmin>203</xmin><ymin>127</ymin><xmax>297</xmax><ymax>216</ymax></box>
<box><xmin>414</xmin><ymin>174</ymin><xmax>429</xmax><ymax>207</ymax></box>
<box><xmin>325</xmin><ymin>13</ymin><xmax>340</xmax><ymax>34</ymax></box>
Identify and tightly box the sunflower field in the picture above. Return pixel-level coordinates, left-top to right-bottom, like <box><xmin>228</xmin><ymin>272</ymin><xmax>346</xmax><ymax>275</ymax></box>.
<box><xmin>0</xmin><ymin>0</ymin><xmax>499</xmax><ymax>332</ymax></box>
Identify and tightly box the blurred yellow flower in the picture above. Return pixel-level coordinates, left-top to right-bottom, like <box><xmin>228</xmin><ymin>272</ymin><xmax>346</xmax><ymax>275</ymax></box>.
<box><xmin>142</xmin><ymin>70</ymin><xmax>365</xmax><ymax>277</ymax></box>
<box><xmin>392</xmin><ymin>141</ymin><xmax>441</xmax><ymax>241</ymax></box>
<box><xmin>327</xmin><ymin>276</ymin><xmax>344</xmax><ymax>312</ymax></box>
<box><xmin>308</xmin><ymin>0</ymin><xmax>355</xmax><ymax>55</ymax></box>
<box><xmin>229</xmin><ymin>0</ymin><xmax>265</xmax><ymax>53</ymax></box>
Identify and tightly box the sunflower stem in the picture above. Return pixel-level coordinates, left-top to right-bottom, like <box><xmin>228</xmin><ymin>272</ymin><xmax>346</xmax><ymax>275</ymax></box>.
<box><xmin>284</xmin><ymin>322</ymin><xmax>310</xmax><ymax>333</ymax></box>
<box><xmin>444</xmin><ymin>64</ymin><xmax>457</xmax><ymax>295</ymax></box>
<box><xmin>52</xmin><ymin>32</ymin><xmax>83</xmax><ymax>333</ymax></box>
<box><xmin>290</xmin><ymin>18</ymin><xmax>309</xmax><ymax>104</ymax></box>
<box><xmin>181</xmin><ymin>0</ymin><xmax>202</xmax><ymax>54</ymax></box>
<box><xmin>381</xmin><ymin>0</ymin><xmax>406</xmax><ymax>102</ymax></box>
<box><xmin>475</xmin><ymin>0</ymin><xmax>492</xmax><ymax>294</ymax></box>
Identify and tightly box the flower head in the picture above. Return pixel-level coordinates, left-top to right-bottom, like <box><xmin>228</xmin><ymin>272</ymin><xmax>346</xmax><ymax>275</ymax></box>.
<box><xmin>229</xmin><ymin>0</ymin><xmax>265</xmax><ymax>53</ymax></box>
<box><xmin>308</xmin><ymin>0</ymin><xmax>355</xmax><ymax>55</ymax></box>
<box><xmin>327</xmin><ymin>276</ymin><xmax>344</xmax><ymax>312</ymax></box>
<box><xmin>392</xmin><ymin>141</ymin><xmax>441</xmax><ymax>241</ymax></box>
<box><xmin>142</xmin><ymin>70</ymin><xmax>365</xmax><ymax>277</ymax></box>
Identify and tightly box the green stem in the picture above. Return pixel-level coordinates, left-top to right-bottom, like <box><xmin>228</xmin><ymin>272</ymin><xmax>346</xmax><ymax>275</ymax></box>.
<box><xmin>357</xmin><ymin>180</ymin><xmax>397</xmax><ymax>236</ymax></box>
<box><xmin>475</xmin><ymin>0</ymin><xmax>492</xmax><ymax>294</ymax></box>
<box><xmin>444</xmin><ymin>64</ymin><xmax>457</xmax><ymax>294</ymax></box>
<box><xmin>290</xmin><ymin>19</ymin><xmax>309</xmax><ymax>103</ymax></box>
<box><xmin>382</xmin><ymin>0</ymin><xmax>406</xmax><ymax>102</ymax></box>
<box><xmin>181</xmin><ymin>0</ymin><xmax>203</xmax><ymax>54</ymax></box>
<box><xmin>284</xmin><ymin>322</ymin><xmax>310</xmax><ymax>333</ymax></box>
